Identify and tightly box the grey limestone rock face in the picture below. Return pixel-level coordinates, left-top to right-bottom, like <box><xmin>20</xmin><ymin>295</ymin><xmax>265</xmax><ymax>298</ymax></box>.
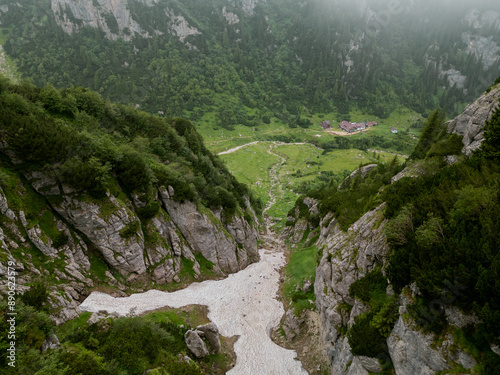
<box><xmin>41</xmin><ymin>333</ymin><xmax>61</xmax><ymax>352</ymax></box>
<box><xmin>225</xmin><ymin>213</ymin><xmax>259</xmax><ymax>266</ymax></box>
<box><xmin>358</xmin><ymin>356</ymin><xmax>383</xmax><ymax>373</ymax></box>
<box><xmin>315</xmin><ymin>204</ymin><xmax>389</xmax><ymax>375</ymax></box>
<box><xmin>0</xmin><ymin>151</ymin><xmax>259</xmax><ymax>323</ymax></box>
<box><xmin>54</xmin><ymin>195</ymin><xmax>147</xmax><ymax>277</ymax></box>
<box><xmin>160</xmin><ymin>197</ymin><xmax>257</xmax><ymax>275</ymax></box>
<box><xmin>326</xmin><ymin>336</ymin><xmax>370</xmax><ymax>375</ymax></box>
<box><xmin>314</xmin><ymin>201</ymin><xmax>478</xmax><ymax>375</ymax></box>
<box><xmin>447</xmin><ymin>85</ymin><xmax>500</xmax><ymax>156</ymax></box>
<box><xmin>51</xmin><ymin>0</ymin><xmax>147</xmax><ymax>40</ymax></box>
<box><xmin>291</xmin><ymin>219</ymin><xmax>309</xmax><ymax>243</ymax></box>
<box><xmin>387</xmin><ymin>317</ymin><xmax>448</xmax><ymax>375</ymax></box>
<box><xmin>282</xmin><ymin>309</ymin><xmax>303</xmax><ymax>341</ymax></box>
<box><xmin>0</xmin><ymin>187</ymin><xmax>16</xmax><ymax>221</ymax></box>
<box><xmin>444</xmin><ymin>305</ymin><xmax>480</xmax><ymax>328</ymax></box>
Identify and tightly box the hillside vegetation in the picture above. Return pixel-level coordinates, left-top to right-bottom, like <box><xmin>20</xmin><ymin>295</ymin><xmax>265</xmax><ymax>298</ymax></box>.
<box><xmin>0</xmin><ymin>77</ymin><xmax>261</xmax><ymax>374</ymax></box>
<box><xmin>0</xmin><ymin>77</ymin><xmax>260</xmax><ymax>215</ymax></box>
<box><xmin>287</xmin><ymin>82</ymin><xmax>500</xmax><ymax>373</ymax></box>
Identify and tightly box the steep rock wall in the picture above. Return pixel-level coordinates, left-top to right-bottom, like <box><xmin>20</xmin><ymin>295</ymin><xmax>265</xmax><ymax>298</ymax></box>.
<box><xmin>0</xmin><ymin>161</ymin><xmax>259</xmax><ymax>323</ymax></box>
<box><xmin>310</xmin><ymin>87</ymin><xmax>500</xmax><ymax>374</ymax></box>
<box><xmin>312</xmin><ymin>204</ymin><xmax>478</xmax><ymax>374</ymax></box>
<box><xmin>314</xmin><ymin>205</ymin><xmax>389</xmax><ymax>375</ymax></box>
<box><xmin>447</xmin><ymin>84</ymin><xmax>500</xmax><ymax>156</ymax></box>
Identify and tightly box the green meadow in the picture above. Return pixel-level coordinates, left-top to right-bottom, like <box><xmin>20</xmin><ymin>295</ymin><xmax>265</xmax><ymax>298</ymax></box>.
<box><xmin>220</xmin><ymin>140</ymin><xmax>407</xmax><ymax>229</ymax></box>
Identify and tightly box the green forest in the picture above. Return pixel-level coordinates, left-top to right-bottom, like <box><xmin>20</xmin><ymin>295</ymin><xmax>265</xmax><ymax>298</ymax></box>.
<box><xmin>0</xmin><ymin>77</ymin><xmax>260</xmax><ymax>217</ymax></box>
<box><xmin>1</xmin><ymin>0</ymin><xmax>499</xmax><ymax>128</ymax></box>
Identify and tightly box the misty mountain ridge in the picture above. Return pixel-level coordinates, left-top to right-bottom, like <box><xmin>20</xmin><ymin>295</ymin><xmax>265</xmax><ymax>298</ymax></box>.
<box><xmin>0</xmin><ymin>0</ymin><xmax>499</xmax><ymax>123</ymax></box>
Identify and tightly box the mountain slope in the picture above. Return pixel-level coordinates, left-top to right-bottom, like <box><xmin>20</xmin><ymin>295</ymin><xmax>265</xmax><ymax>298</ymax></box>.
<box><xmin>0</xmin><ymin>0</ymin><xmax>499</xmax><ymax>123</ymax></box>
<box><xmin>0</xmin><ymin>78</ymin><xmax>260</xmax><ymax>322</ymax></box>
<box><xmin>285</xmin><ymin>81</ymin><xmax>500</xmax><ymax>374</ymax></box>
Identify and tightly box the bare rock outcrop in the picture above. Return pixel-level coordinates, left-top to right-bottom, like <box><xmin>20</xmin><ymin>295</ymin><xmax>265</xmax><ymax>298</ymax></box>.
<box><xmin>315</xmin><ymin>204</ymin><xmax>389</xmax><ymax>374</ymax></box>
<box><xmin>54</xmin><ymin>195</ymin><xmax>147</xmax><ymax>278</ymax></box>
<box><xmin>387</xmin><ymin>317</ymin><xmax>448</xmax><ymax>375</ymax></box>
<box><xmin>0</xmin><ymin>157</ymin><xmax>259</xmax><ymax>323</ymax></box>
<box><xmin>160</xmin><ymin>196</ymin><xmax>257</xmax><ymax>275</ymax></box>
<box><xmin>315</xmin><ymin>201</ymin><xmax>478</xmax><ymax>374</ymax></box>
<box><xmin>447</xmin><ymin>84</ymin><xmax>500</xmax><ymax>156</ymax></box>
<box><xmin>196</xmin><ymin>323</ymin><xmax>221</xmax><ymax>354</ymax></box>
<box><xmin>51</xmin><ymin>0</ymin><xmax>148</xmax><ymax>40</ymax></box>
<box><xmin>184</xmin><ymin>329</ymin><xmax>209</xmax><ymax>358</ymax></box>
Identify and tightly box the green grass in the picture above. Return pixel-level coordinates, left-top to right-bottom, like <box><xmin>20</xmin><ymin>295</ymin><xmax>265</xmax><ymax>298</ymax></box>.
<box><xmin>144</xmin><ymin>305</ymin><xmax>210</xmax><ymax>329</ymax></box>
<box><xmin>203</xmin><ymin>105</ymin><xmax>418</xmax><ymax>227</ymax></box>
<box><xmin>220</xmin><ymin>142</ymin><xmax>279</xmax><ymax>208</ymax></box>
<box><xmin>220</xmin><ymin>142</ymin><xmax>397</xmax><ymax>228</ymax></box>
<box><xmin>283</xmin><ymin>245</ymin><xmax>318</xmax><ymax>315</ymax></box>
<box><xmin>197</xmin><ymin>104</ymin><xmax>422</xmax><ymax>156</ymax></box>
<box><xmin>89</xmin><ymin>253</ymin><xmax>109</xmax><ymax>281</ymax></box>
<box><xmin>0</xmin><ymin>29</ymin><xmax>10</xmax><ymax>45</ymax></box>
<box><xmin>56</xmin><ymin>311</ymin><xmax>92</xmax><ymax>340</ymax></box>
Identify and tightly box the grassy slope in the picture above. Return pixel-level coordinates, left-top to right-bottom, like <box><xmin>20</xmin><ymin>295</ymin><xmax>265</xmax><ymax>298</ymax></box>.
<box><xmin>196</xmin><ymin>105</ymin><xmax>422</xmax><ymax>154</ymax></box>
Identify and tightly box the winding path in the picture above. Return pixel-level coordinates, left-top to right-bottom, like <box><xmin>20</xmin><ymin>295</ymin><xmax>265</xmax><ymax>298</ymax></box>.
<box><xmin>262</xmin><ymin>143</ymin><xmax>287</xmax><ymax>218</ymax></box>
<box><xmin>217</xmin><ymin>140</ymin><xmax>322</xmax><ymax>156</ymax></box>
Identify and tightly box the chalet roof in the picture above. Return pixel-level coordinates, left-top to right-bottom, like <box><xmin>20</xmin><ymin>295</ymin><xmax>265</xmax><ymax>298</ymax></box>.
<box><xmin>339</xmin><ymin>121</ymin><xmax>366</xmax><ymax>132</ymax></box>
<box><xmin>321</xmin><ymin>120</ymin><xmax>332</xmax><ymax>129</ymax></box>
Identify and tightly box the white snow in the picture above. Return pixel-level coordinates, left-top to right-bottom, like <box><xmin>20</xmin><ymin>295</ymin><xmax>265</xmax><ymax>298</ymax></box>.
<box><xmin>79</xmin><ymin>249</ymin><xmax>308</xmax><ymax>375</ymax></box>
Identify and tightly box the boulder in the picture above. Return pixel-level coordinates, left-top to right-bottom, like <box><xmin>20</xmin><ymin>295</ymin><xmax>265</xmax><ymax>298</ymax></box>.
<box><xmin>196</xmin><ymin>323</ymin><xmax>221</xmax><ymax>354</ymax></box>
<box><xmin>184</xmin><ymin>329</ymin><xmax>209</xmax><ymax>358</ymax></box>
<box><xmin>41</xmin><ymin>333</ymin><xmax>61</xmax><ymax>352</ymax></box>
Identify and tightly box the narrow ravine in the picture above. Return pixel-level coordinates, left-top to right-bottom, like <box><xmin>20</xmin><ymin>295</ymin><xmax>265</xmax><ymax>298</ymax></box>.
<box><xmin>78</xmin><ymin>139</ymin><xmax>312</xmax><ymax>374</ymax></box>
<box><xmin>79</xmin><ymin>246</ymin><xmax>308</xmax><ymax>374</ymax></box>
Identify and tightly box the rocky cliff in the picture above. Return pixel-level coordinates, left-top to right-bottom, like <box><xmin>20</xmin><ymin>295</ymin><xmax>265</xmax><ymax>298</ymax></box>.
<box><xmin>293</xmin><ymin>85</ymin><xmax>500</xmax><ymax>374</ymax></box>
<box><xmin>49</xmin><ymin>0</ymin><xmax>256</xmax><ymax>44</ymax></box>
<box><xmin>312</xmin><ymin>205</ymin><xmax>478</xmax><ymax>374</ymax></box>
<box><xmin>0</xmin><ymin>81</ymin><xmax>260</xmax><ymax>324</ymax></box>
<box><xmin>447</xmin><ymin>84</ymin><xmax>500</xmax><ymax>156</ymax></box>
<box><xmin>0</xmin><ymin>159</ymin><xmax>259</xmax><ymax>324</ymax></box>
<box><xmin>0</xmin><ymin>160</ymin><xmax>259</xmax><ymax>323</ymax></box>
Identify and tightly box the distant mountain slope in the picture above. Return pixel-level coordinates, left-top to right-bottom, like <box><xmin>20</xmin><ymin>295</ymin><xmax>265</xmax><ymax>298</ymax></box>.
<box><xmin>0</xmin><ymin>0</ymin><xmax>499</xmax><ymax>123</ymax></box>
<box><xmin>0</xmin><ymin>78</ymin><xmax>260</xmax><ymax>322</ymax></box>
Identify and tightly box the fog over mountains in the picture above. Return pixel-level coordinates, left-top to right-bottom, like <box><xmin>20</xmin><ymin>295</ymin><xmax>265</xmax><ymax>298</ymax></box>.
<box><xmin>0</xmin><ymin>0</ymin><xmax>499</xmax><ymax>123</ymax></box>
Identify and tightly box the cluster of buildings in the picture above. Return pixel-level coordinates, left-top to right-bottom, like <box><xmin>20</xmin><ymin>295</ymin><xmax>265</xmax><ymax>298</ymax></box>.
<box><xmin>320</xmin><ymin>120</ymin><xmax>379</xmax><ymax>133</ymax></box>
<box><xmin>339</xmin><ymin>120</ymin><xmax>378</xmax><ymax>133</ymax></box>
